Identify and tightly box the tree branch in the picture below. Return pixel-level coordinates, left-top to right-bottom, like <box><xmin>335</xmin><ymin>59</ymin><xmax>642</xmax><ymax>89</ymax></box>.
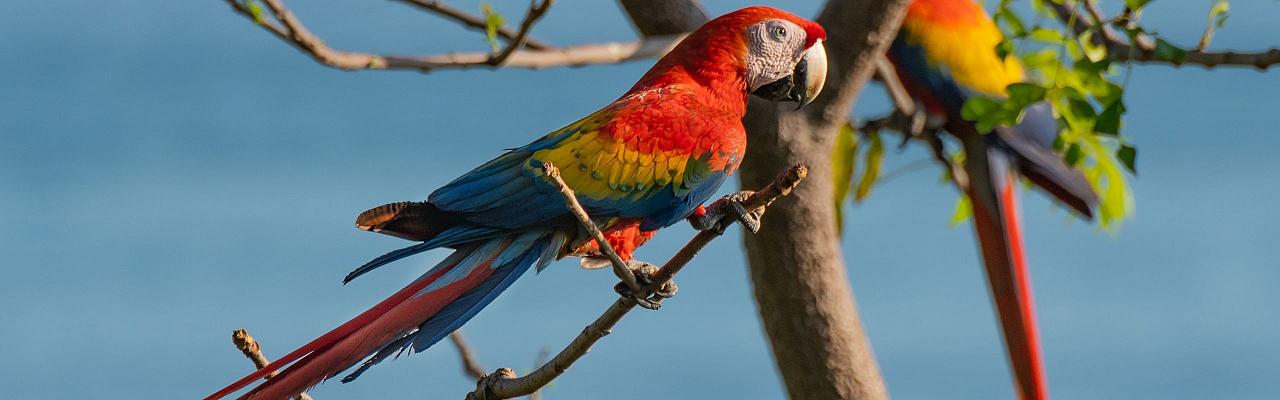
<box><xmin>393</xmin><ymin>0</ymin><xmax>552</xmax><ymax>50</ymax></box>
<box><xmin>540</xmin><ymin>163</ymin><xmax>642</xmax><ymax>296</ymax></box>
<box><xmin>225</xmin><ymin>0</ymin><xmax>683</xmax><ymax>73</ymax></box>
<box><xmin>465</xmin><ymin>164</ymin><xmax>809</xmax><ymax>400</ymax></box>
<box><xmin>231</xmin><ymin>329</ymin><xmax>314</xmax><ymax>400</ymax></box>
<box><xmin>449</xmin><ymin>331</ymin><xmax>489</xmax><ymax>380</ymax></box>
<box><xmin>487</xmin><ymin>0</ymin><xmax>554</xmax><ymax>66</ymax></box>
<box><xmin>1049</xmin><ymin>0</ymin><xmax>1280</xmax><ymax>70</ymax></box>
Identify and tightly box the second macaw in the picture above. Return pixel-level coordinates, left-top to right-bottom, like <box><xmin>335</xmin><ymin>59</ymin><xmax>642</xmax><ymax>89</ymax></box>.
<box><xmin>208</xmin><ymin>7</ymin><xmax>828</xmax><ymax>400</ymax></box>
<box><xmin>888</xmin><ymin>0</ymin><xmax>1100</xmax><ymax>399</ymax></box>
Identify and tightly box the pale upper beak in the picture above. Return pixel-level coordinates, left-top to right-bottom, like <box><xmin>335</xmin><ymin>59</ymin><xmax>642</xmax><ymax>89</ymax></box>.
<box><xmin>799</xmin><ymin>39</ymin><xmax>828</xmax><ymax>108</ymax></box>
<box><xmin>749</xmin><ymin>39</ymin><xmax>829</xmax><ymax>109</ymax></box>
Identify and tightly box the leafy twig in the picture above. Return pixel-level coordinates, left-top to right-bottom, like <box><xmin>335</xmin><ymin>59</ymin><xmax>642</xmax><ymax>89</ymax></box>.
<box><xmin>394</xmin><ymin>0</ymin><xmax>552</xmax><ymax>50</ymax></box>
<box><xmin>1049</xmin><ymin>0</ymin><xmax>1280</xmax><ymax>69</ymax></box>
<box><xmin>487</xmin><ymin>0</ymin><xmax>554</xmax><ymax>66</ymax></box>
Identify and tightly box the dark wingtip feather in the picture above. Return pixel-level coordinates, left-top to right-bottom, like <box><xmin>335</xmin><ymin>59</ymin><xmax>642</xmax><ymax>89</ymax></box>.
<box><xmin>343</xmin><ymin>243</ymin><xmax>432</xmax><ymax>284</ymax></box>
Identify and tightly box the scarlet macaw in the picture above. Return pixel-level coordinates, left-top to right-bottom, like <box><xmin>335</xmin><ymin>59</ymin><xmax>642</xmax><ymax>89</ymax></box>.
<box><xmin>887</xmin><ymin>0</ymin><xmax>1099</xmax><ymax>399</ymax></box>
<box><xmin>208</xmin><ymin>7</ymin><xmax>828</xmax><ymax>400</ymax></box>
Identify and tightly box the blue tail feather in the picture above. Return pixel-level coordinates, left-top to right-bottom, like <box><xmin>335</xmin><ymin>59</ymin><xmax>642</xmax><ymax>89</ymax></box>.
<box><xmin>339</xmin><ymin>231</ymin><xmax>565</xmax><ymax>383</ymax></box>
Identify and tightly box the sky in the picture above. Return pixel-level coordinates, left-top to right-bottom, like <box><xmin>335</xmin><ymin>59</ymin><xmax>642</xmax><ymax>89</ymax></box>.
<box><xmin>1</xmin><ymin>1</ymin><xmax>1277</xmax><ymax>399</ymax></box>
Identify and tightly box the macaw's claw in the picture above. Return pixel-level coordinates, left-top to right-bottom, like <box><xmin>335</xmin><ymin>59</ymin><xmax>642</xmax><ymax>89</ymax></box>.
<box><xmin>612</xmin><ymin>260</ymin><xmax>676</xmax><ymax>310</ymax></box>
<box><xmin>689</xmin><ymin>191</ymin><xmax>762</xmax><ymax>234</ymax></box>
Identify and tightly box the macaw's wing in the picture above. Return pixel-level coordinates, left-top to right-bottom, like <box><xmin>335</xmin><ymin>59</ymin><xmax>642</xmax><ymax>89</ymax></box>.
<box><xmin>890</xmin><ymin>0</ymin><xmax>1025</xmax><ymax>110</ymax></box>
<box><xmin>890</xmin><ymin>5</ymin><xmax>1096</xmax><ymax>217</ymax></box>
<box><xmin>427</xmin><ymin>106</ymin><xmax>730</xmax><ymax>233</ymax></box>
<box><xmin>993</xmin><ymin>103</ymin><xmax>1098</xmax><ymax>218</ymax></box>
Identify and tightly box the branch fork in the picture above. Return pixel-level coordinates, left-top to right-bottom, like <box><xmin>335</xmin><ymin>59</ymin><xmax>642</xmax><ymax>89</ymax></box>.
<box><xmin>225</xmin><ymin>0</ymin><xmax>684</xmax><ymax>73</ymax></box>
<box><xmin>1049</xmin><ymin>0</ymin><xmax>1280</xmax><ymax>69</ymax></box>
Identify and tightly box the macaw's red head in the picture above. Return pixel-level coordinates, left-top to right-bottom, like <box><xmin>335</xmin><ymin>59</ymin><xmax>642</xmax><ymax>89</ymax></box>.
<box><xmin>636</xmin><ymin>6</ymin><xmax>828</xmax><ymax>109</ymax></box>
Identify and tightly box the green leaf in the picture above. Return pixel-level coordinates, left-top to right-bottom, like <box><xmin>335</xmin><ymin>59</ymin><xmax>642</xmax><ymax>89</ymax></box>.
<box><xmin>1021</xmin><ymin>49</ymin><xmax>1060</xmax><ymax>71</ymax></box>
<box><xmin>831</xmin><ymin>123</ymin><xmax>859</xmax><ymax>233</ymax></box>
<box><xmin>1154</xmin><ymin>38</ymin><xmax>1187</xmax><ymax>64</ymax></box>
<box><xmin>1064</xmin><ymin>142</ymin><xmax>1083</xmax><ymax>166</ymax></box>
<box><xmin>1064</xmin><ymin>97</ymin><xmax>1097</xmax><ymax>131</ymax></box>
<box><xmin>995</xmin><ymin>7</ymin><xmax>1027</xmax><ymax>37</ymax></box>
<box><xmin>481</xmin><ymin>3</ymin><xmax>504</xmax><ymax>53</ymax></box>
<box><xmin>1028</xmin><ymin>27</ymin><xmax>1065</xmax><ymax>44</ymax></box>
<box><xmin>996</xmin><ymin>39</ymin><xmax>1015</xmax><ymax>62</ymax></box>
<box><xmin>855</xmin><ymin>132</ymin><xmax>884</xmax><ymax>202</ymax></box>
<box><xmin>1078</xmin><ymin>30</ymin><xmax>1109</xmax><ymax>62</ymax></box>
<box><xmin>1007</xmin><ymin>83</ymin><xmax>1047</xmax><ymax>105</ymax></box>
<box><xmin>1117</xmin><ymin>144</ymin><xmax>1138</xmax><ymax>174</ymax></box>
<box><xmin>244</xmin><ymin>0</ymin><xmax>265</xmax><ymax>24</ymax></box>
<box><xmin>1125</xmin><ymin>0</ymin><xmax>1152</xmax><ymax>10</ymax></box>
<box><xmin>950</xmin><ymin>195</ymin><xmax>973</xmax><ymax>227</ymax></box>
<box><xmin>961</xmin><ymin>97</ymin><xmax>1000</xmax><ymax>121</ymax></box>
<box><xmin>1199</xmin><ymin>0</ymin><xmax>1230</xmax><ymax>50</ymax></box>
<box><xmin>1095</xmin><ymin>99</ymin><xmax>1126</xmax><ymax>136</ymax></box>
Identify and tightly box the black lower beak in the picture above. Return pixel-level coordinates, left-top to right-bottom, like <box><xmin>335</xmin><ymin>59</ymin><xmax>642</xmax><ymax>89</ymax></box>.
<box><xmin>751</xmin><ymin>57</ymin><xmax>810</xmax><ymax>109</ymax></box>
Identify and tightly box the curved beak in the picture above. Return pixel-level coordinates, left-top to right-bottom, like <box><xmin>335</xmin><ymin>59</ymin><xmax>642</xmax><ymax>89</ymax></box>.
<box><xmin>750</xmin><ymin>40</ymin><xmax>829</xmax><ymax>109</ymax></box>
<box><xmin>797</xmin><ymin>39</ymin><xmax>827</xmax><ymax>108</ymax></box>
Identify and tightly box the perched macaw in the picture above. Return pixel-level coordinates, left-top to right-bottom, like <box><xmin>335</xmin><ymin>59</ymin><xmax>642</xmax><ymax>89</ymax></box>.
<box><xmin>888</xmin><ymin>0</ymin><xmax>1099</xmax><ymax>399</ymax></box>
<box><xmin>208</xmin><ymin>7</ymin><xmax>827</xmax><ymax>400</ymax></box>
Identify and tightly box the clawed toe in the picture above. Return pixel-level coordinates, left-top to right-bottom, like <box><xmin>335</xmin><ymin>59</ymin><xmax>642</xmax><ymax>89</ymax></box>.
<box><xmin>689</xmin><ymin>191</ymin><xmax>761</xmax><ymax>234</ymax></box>
<box><xmin>611</xmin><ymin>260</ymin><xmax>677</xmax><ymax>310</ymax></box>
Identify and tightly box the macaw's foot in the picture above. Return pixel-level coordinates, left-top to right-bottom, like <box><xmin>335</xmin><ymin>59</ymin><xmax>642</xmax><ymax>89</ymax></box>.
<box><xmin>688</xmin><ymin>191</ymin><xmax>762</xmax><ymax>234</ymax></box>
<box><xmin>613</xmin><ymin>260</ymin><xmax>677</xmax><ymax>310</ymax></box>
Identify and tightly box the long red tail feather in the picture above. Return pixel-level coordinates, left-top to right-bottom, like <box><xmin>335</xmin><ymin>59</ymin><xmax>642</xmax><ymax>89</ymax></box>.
<box><xmin>205</xmin><ymin>250</ymin><xmax>471</xmax><ymax>400</ymax></box>
<box><xmin>997</xmin><ymin>175</ymin><xmax>1048</xmax><ymax>400</ymax></box>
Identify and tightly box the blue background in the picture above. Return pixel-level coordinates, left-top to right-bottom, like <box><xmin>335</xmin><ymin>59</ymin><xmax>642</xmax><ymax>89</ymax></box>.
<box><xmin>2</xmin><ymin>1</ymin><xmax>1276</xmax><ymax>399</ymax></box>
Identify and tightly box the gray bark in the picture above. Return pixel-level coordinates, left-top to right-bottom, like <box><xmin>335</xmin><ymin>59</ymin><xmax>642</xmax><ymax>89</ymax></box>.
<box><xmin>617</xmin><ymin>0</ymin><xmax>708</xmax><ymax>36</ymax></box>
<box><xmin>738</xmin><ymin>1</ymin><xmax>909</xmax><ymax>399</ymax></box>
<box><xmin>619</xmin><ymin>1</ymin><xmax>911</xmax><ymax>399</ymax></box>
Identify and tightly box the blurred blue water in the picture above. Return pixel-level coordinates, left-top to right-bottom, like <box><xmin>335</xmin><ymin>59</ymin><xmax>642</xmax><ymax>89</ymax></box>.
<box><xmin>1</xmin><ymin>1</ymin><xmax>1276</xmax><ymax>399</ymax></box>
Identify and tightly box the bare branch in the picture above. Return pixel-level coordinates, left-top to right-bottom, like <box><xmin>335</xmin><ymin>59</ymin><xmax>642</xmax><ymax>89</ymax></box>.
<box><xmin>231</xmin><ymin>329</ymin><xmax>314</xmax><ymax>400</ymax></box>
<box><xmin>393</xmin><ymin>0</ymin><xmax>552</xmax><ymax>50</ymax></box>
<box><xmin>225</xmin><ymin>0</ymin><xmax>683</xmax><ymax>73</ymax></box>
<box><xmin>466</xmin><ymin>165</ymin><xmax>809</xmax><ymax>400</ymax></box>
<box><xmin>449</xmin><ymin>331</ymin><xmax>488</xmax><ymax>380</ymax></box>
<box><xmin>1049</xmin><ymin>0</ymin><xmax>1280</xmax><ymax>70</ymax></box>
<box><xmin>873</xmin><ymin>56</ymin><xmax>916</xmax><ymax>117</ymax></box>
<box><xmin>539</xmin><ymin>163</ymin><xmax>643</xmax><ymax>301</ymax></box>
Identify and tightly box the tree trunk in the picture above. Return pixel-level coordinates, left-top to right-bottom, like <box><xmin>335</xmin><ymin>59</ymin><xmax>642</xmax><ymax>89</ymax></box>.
<box><xmin>620</xmin><ymin>1</ymin><xmax>910</xmax><ymax>399</ymax></box>
<box><xmin>739</xmin><ymin>2</ymin><xmax>909</xmax><ymax>399</ymax></box>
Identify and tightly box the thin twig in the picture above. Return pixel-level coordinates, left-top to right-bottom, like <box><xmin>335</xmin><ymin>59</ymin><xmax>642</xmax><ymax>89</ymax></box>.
<box><xmin>225</xmin><ymin>0</ymin><xmax>683</xmax><ymax>73</ymax></box>
<box><xmin>488</xmin><ymin>0</ymin><xmax>554</xmax><ymax>66</ymax></box>
<box><xmin>465</xmin><ymin>165</ymin><xmax>809</xmax><ymax>400</ymax></box>
<box><xmin>540</xmin><ymin>163</ymin><xmax>642</xmax><ymax>294</ymax></box>
<box><xmin>1048</xmin><ymin>0</ymin><xmax>1280</xmax><ymax>70</ymax></box>
<box><xmin>394</xmin><ymin>0</ymin><xmax>552</xmax><ymax>50</ymax></box>
<box><xmin>874</xmin><ymin>56</ymin><xmax>915</xmax><ymax>117</ymax></box>
<box><xmin>450</xmin><ymin>331</ymin><xmax>488</xmax><ymax>380</ymax></box>
<box><xmin>231</xmin><ymin>329</ymin><xmax>315</xmax><ymax>400</ymax></box>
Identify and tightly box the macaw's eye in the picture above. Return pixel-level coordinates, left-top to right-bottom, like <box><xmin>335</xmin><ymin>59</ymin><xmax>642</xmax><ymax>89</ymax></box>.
<box><xmin>770</xmin><ymin>25</ymin><xmax>787</xmax><ymax>41</ymax></box>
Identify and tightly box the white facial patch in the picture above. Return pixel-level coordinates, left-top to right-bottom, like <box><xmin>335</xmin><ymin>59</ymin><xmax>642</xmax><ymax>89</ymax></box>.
<box><xmin>745</xmin><ymin>19</ymin><xmax>808</xmax><ymax>92</ymax></box>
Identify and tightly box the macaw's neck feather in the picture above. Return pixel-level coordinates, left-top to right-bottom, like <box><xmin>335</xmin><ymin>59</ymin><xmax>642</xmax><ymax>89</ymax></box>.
<box><xmin>906</xmin><ymin>0</ymin><xmax>988</xmax><ymax>27</ymax></box>
<box><xmin>628</xmin><ymin>14</ymin><xmax>751</xmax><ymax>117</ymax></box>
